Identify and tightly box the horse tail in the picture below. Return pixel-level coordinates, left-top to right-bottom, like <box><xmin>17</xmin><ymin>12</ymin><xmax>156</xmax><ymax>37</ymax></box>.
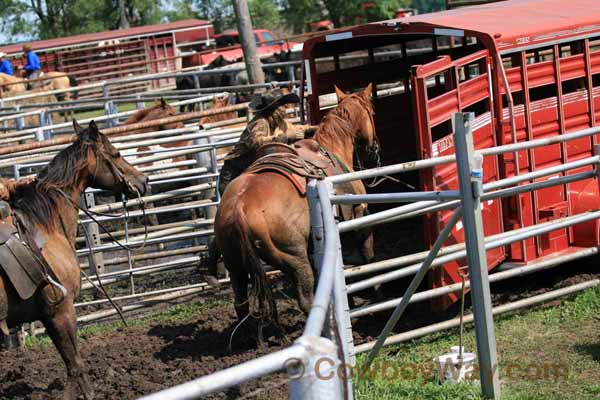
<box><xmin>231</xmin><ymin>199</ymin><xmax>275</xmax><ymax>324</ymax></box>
<box><xmin>68</xmin><ymin>75</ymin><xmax>78</xmax><ymax>99</ymax></box>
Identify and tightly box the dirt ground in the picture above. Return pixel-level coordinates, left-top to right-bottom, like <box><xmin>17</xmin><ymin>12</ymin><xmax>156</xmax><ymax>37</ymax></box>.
<box><xmin>0</xmin><ymin>296</ymin><xmax>304</xmax><ymax>400</ymax></box>
<box><xmin>0</xmin><ymin>254</ymin><xmax>598</xmax><ymax>399</ymax></box>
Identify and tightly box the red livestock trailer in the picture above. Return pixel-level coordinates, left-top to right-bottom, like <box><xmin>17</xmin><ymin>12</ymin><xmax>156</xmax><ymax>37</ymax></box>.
<box><xmin>301</xmin><ymin>0</ymin><xmax>600</xmax><ymax>309</ymax></box>
<box><xmin>0</xmin><ymin>19</ymin><xmax>213</xmax><ymax>90</ymax></box>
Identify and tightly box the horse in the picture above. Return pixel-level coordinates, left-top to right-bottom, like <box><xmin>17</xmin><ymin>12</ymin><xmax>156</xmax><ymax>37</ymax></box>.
<box><xmin>122</xmin><ymin>98</ymin><xmax>204</xmax><ymax>226</ymax></box>
<box><xmin>122</xmin><ymin>98</ymin><xmax>187</xmax><ymax>166</ymax></box>
<box><xmin>42</xmin><ymin>71</ymin><xmax>79</xmax><ymax>102</ymax></box>
<box><xmin>0</xmin><ymin>120</ymin><xmax>148</xmax><ymax>400</ymax></box>
<box><xmin>0</xmin><ymin>73</ymin><xmax>26</xmax><ymax>95</ymax></box>
<box><xmin>214</xmin><ymin>84</ymin><xmax>377</xmax><ymax>345</ymax></box>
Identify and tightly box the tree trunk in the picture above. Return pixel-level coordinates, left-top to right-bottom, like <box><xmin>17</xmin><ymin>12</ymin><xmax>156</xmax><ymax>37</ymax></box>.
<box><xmin>232</xmin><ymin>0</ymin><xmax>265</xmax><ymax>84</ymax></box>
<box><xmin>119</xmin><ymin>0</ymin><xmax>130</xmax><ymax>29</ymax></box>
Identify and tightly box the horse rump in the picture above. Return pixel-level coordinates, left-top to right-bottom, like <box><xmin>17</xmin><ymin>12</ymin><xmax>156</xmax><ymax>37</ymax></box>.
<box><xmin>226</xmin><ymin>200</ymin><xmax>276</xmax><ymax>325</ymax></box>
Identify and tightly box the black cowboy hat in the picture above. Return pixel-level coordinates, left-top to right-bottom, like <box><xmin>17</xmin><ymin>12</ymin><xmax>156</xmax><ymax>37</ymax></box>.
<box><xmin>249</xmin><ymin>89</ymin><xmax>300</xmax><ymax>116</ymax></box>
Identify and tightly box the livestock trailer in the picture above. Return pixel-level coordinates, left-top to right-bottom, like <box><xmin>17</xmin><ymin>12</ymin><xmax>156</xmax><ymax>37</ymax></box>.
<box><xmin>301</xmin><ymin>0</ymin><xmax>600</xmax><ymax>309</ymax></box>
<box><xmin>0</xmin><ymin>19</ymin><xmax>213</xmax><ymax>90</ymax></box>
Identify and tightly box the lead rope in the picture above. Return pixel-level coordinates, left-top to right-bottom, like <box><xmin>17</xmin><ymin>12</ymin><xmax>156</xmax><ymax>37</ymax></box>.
<box><xmin>458</xmin><ymin>266</ymin><xmax>468</xmax><ymax>361</ymax></box>
<box><xmin>81</xmin><ymin>224</ymin><xmax>128</xmax><ymax>327</ymax></box>
<box><xmin>354</xmin><ymin>143</ymin><xmax>416</xmax><ymax>190</ymax></box>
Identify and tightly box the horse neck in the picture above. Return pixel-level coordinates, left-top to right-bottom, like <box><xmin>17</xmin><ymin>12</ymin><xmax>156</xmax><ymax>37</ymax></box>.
<box><xmin>314</xmin><ymin>112</ymin><xmax>357</xmax><ymax>170</ymax></box>
<box><xmin>57</xmin><ymin>179</ymin><xmax>88</xmax><ymax>244</ymax></box>
<box><xmin>40</xmin><ymin>171</ymin><xmax>88</xmax><ymax>244</ymax></box>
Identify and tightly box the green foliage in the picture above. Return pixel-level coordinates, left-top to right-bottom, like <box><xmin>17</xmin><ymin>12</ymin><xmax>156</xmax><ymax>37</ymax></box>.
<box><xmin>412</xmin><ymin>0</ymin><xmax>445</xmax><ymax>13</ymax></box>
<box><xmin>0</xmin><ymin>0</ymin><xmax>449</xmax><ymax>41</ymax></box>
<box><xmin>248</xmin><ymin>0</ymin><xmax>281</xmax><ymax>32</ymax></box>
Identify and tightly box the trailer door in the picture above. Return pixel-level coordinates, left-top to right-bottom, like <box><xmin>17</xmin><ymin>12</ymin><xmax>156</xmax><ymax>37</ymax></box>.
<box><xmin>410</xmin><ymin>50</ymin><xmax>506</xmax><ymax>309</ymax></box>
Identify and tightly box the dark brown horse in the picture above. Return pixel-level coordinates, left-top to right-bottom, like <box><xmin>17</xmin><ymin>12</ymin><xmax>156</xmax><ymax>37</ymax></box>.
<box><xmin>0</xmin><ymin>120</ymin><xmax>148</xmax><ymax>399</ymax></box>
<box><xmin>215</xmin><ymin>84</ymin><xmax>376</xmax><ymax>343</ymax></box>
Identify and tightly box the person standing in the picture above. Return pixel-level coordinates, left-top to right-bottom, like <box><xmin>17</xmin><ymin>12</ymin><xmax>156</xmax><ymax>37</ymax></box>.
<box><xmin>22</xmin><ymin>45</ymin><xmax>41</xmax><ymax>89</ymax></box>
<box><xmin>0</xmin><ymin>52</ymin><xmax>13</xmax><ymax>76</ymax></box>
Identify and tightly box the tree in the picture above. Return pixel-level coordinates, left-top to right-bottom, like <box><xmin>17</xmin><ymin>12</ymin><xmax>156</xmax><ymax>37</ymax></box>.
<box><xmin>248</xmin><ymin>0</ymin><xmax>280</xmax><ymax>31</ymax></box>
<box><xmin>232</xmin><ymin>0</ymin><xmax>264</xmax><ymax>83</ymax></box>
<box><xmin>412</xmin><ymin>0</ymin><xmax>445</xmax><ymax>13</ymax></box>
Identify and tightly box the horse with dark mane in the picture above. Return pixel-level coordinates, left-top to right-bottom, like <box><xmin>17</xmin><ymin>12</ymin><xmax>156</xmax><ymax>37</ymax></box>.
<box><xmin>0</xmin><ymin>120</ymin><xmax>148</xmax><ymax>399</ymax></box>
<box><xmin>122</xmin><ymin>98</ymin><xmax>189</xmax><ymax>165</ymax></box>
<box><xmin>215</xmin><ymin>84</ymin><xmax>377</xmax><ymax>345</ymax></box>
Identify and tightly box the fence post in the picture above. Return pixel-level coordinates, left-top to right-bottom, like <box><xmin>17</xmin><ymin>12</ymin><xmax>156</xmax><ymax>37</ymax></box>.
<box><xmin>14</xmin><ymin>105</ymin><xmax>23</xmax><ymax>131</ymax></box>
<box><xmin>136</xmin><ymin>95</ymin><xmax>144</xmax><ymax>110</ymax></box>
<box><xmin>105</xmin><ymin>100</ymin><xmax>117</xmax><ymax>128</ymax></box>
<box><xmin>288</xmin><ymin>336</ymin><xmax>344</xmax><ymax>400</ymax></box>
<box><xmin>326</xmin><ymin>181</ymin><xmax>355</xmax><ymax>398</ymax></box>
<box><xmin>81</xmin><ymin>191</ymin><xmax>106</xmax><ymax>278</ymax></box>
<box><xmin>453</xmin><ymin>112</ymin><xmax>500</xmax><ymax>400</ymax></box>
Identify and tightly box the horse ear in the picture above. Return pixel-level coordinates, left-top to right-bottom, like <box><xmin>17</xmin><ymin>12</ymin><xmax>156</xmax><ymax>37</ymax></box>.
<box><xmin>334</xmin><ymin>85</ymin><xmax>347</xmax><ymax>102</ymax></box>
<box><xmin>73</xmin><ymin>120</ymin><xmax>84</xmax><ymax>135</ymax></box>
<box><xmin>363</xmin><ymin>83</ymin><xmax>373</xmax><ymax>99</ymax></box>
<box><xmin>89</xmin><ymin>120</ymin><xmax>99</xmax><ymax>132</ymax></box>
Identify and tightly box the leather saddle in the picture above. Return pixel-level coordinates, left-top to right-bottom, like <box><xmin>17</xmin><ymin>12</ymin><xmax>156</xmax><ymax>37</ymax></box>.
<box><xmin>246</xmin><ymin>139</ymin><xmax>338</xmax><ymax>195</ymax></box>
<box><xmin>0</xmin><ymin>210</ymin><xmax>65</xmax><ymax>336</ymax></box>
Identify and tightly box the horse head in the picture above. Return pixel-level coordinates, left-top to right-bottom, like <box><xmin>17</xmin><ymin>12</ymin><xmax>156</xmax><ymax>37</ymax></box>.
<box><xmin>334</xmin><ymin>83</ymin><xmax>377</xmax><ymax>149</ymax></box>
<box><xmin>72</xmin><ymin>120</ymin><xmax>148</xmax><ymax>196</ymax></box>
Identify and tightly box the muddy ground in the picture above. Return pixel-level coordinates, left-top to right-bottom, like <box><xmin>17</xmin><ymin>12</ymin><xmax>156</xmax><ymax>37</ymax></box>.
<box><xmin>1</xmin><ymin>254</ymin><xmax>598</xmax><ymax>399</ymax></box>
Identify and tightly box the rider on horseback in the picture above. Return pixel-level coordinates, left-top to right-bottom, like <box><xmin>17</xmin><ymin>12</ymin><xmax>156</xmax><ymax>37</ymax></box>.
<box><xmin>218</xmin><ymin>89</ymin><xmax>317</xmax><ymax>194</ymax></box>
<box><xmin>203</xmin><ymin>89</ymin><xmax>318</xmax><ymax>284</ymax></box>
<box><xmin>22</xmin><ymin>45</ymin><xmax>41</xmax><ymax>90</ymax></box>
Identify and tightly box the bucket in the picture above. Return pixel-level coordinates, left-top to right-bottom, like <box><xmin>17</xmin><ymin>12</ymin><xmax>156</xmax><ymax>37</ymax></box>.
<box><xmin>434</xmin><ymin>346</ymin><xmax>476</xmax><ymax>383</ymax></box>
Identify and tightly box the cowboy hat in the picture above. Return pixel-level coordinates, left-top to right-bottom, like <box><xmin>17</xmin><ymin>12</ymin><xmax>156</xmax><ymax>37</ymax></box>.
<box><xmin>22</xmin><ymin>44</ymin><xmax>32</xmax><ymax>51</ymax></box>
<box><xmin>249</xmin><ymin>89</ymin><xmax>300</xmax><ymax>116</ymax></box>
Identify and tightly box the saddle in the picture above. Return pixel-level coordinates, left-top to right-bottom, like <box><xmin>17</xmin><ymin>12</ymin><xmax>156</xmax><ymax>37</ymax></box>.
<box><xmin>246</xmin><ymin>140</ymin><xmax>338</xmax><ymax>195</ymax></box>
<box><xmin>0</xmin><ymin>208</ymin><xmax>66</xmax><ymax>336</ymax></box>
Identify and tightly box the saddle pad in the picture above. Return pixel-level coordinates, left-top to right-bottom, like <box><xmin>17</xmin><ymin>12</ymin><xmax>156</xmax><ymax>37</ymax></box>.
<box><xmin>0</xmin><ymin>236</ymin><xmax>47</xmax><ymax>300</ymax></box>
<box><xmin>246</xmin><ymin>165</ymin><xmax>308</xmax><ymax>195</ymax></box>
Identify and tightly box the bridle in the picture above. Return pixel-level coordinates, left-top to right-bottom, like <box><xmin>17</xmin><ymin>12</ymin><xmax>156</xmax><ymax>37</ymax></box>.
<box><xmin>57</xmin><ymin>140</ymin><xmax>149</xmax><ymax>252</ymax></box>
<box><xmin>346</xmin><ymin>94</ymin><xmax>414</xmax><ymax>189</ymax></box>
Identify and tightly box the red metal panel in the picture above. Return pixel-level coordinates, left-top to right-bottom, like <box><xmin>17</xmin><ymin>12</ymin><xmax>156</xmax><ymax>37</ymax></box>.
<box><xmin>459</xmin><ymin>74</ymin><xmax>490</xmax><ymax>109</ymax></box>
<box><xmin>559</xmin><ymin>54</ymin><xmax>586</xmax><ymax>81</ymax></box>
<box><xmin>526</xmin><ymin>60</ymin><xmax>556</xmax><ymax>89</ymax></box>
<box><xmin>411</xmin><ymin>52</ymin><xmax>505</xmax><ymax>309</ymax></box>
<box><xmin>428</xmin><ymin>89</ymin><xmax>459</xmax><ymax>127</ymax></box>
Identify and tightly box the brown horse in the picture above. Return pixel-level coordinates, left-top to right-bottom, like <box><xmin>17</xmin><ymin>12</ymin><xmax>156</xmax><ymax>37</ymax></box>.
<box><xmin>215</xmin><ymin>84</ymin><xmax>376</xmax><ymax>343</ymax></box>
<box><xmin>198</xmin><ymin>94</ymin><xmax>239</xmax><ymax>126</ymax></box>
<box><xmin>123</xmin><ymin>98</ymin><xmax>188</xmax><ymax>165</ymax></box>
<box><xmin>0</xmin><ymin>120</ymin><xmax>148</xmax><ymax>399</ymax></box>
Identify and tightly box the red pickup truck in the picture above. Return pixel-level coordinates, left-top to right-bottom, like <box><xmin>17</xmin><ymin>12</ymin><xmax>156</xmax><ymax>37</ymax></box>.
<box><xmin>196</xmin><ymin>29</ymin><xmax>300</xmax><ymax>66</ymax></box>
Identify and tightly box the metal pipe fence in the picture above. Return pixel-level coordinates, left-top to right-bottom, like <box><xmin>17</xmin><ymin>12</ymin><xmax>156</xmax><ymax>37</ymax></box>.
<box><xmin>3</xmin><ymin>61</ymin><xmax>598</xmax><ymax>400</ymax></box>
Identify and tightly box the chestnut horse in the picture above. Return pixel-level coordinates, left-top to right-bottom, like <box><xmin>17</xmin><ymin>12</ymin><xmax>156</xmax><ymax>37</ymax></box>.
<box><xmin>0</xmin><ymin>120</ymin><xmax>148</xmax><ymax>399</ymax></box>
<box><xmin>215</xmin><ymin>84</ymin><xmax>376</xmax><ymax>343</ymax></box>
<box><xmin>122</xmin><ymin>98</ymin><xmax>187</xmax><ymax>166</ymax></box>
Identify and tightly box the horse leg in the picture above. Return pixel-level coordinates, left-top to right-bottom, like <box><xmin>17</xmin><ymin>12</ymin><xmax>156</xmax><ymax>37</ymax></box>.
<box><xmin>42</xmin><ymin>301</ymin><xmax>93</xmax><ymax>400</ymax></box>
<box><xmin>269</xmin><ymin>251</ymin><xmax>314</xmax><ymax>315</ymax></box>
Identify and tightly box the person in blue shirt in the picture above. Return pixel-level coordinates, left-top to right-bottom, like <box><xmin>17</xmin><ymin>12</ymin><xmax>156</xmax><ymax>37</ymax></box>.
<box><xmin>22</xmin><ymin>44</ymin><xmax>41</xmax><ymax>89</ymax></box>
<box><xmin>0</xmin><ymin>52</ymin><xmax>13</xmax><ymax>76</ymax></box>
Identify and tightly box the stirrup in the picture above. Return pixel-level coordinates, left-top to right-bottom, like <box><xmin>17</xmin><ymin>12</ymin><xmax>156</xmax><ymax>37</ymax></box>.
<box><xmin>45</xmin><ymin>275</ymin><xmax>68</xmax><ymax>307</ymax></box>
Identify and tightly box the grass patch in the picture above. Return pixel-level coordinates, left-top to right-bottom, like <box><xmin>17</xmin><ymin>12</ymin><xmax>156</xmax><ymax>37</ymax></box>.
<box><xmin>355</xmin><ymin>286</ymin><xmax>600</xmax><ymax>400</ymax></box>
